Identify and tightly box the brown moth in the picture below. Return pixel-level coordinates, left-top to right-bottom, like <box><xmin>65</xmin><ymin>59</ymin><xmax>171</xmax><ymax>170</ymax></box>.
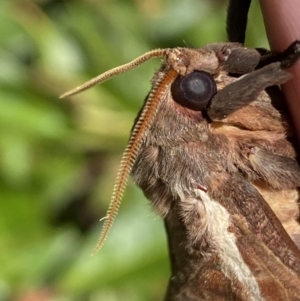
<box><xmin>61</xmin><ymin>0</ymin><xmax>300</xmax><ymax>300</ymax></box>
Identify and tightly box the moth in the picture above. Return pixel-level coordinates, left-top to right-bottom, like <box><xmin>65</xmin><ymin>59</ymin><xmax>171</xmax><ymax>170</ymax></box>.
<box><xmin>61</xmin><ymin>0</ymin><xmax>300</xmax><ymax>300</ymax></box>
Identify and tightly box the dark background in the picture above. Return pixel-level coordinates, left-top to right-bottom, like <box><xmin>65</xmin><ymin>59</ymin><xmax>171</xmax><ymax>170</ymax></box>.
<box><xmin>0</xmin><ymin>0</ymin><xmax>266</xmax><ymax>300</ymax></box>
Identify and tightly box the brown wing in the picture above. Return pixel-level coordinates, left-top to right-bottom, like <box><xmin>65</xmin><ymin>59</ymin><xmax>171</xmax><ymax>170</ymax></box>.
<box><xmin>164</xmin><ymin>175</ymin><xmax>300</xmax><ymax>301</ymax></box>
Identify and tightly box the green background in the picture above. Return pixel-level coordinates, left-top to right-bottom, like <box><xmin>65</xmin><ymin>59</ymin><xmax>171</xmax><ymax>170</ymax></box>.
<box><xmin>0</xmin><ymin>0</ymin><xmax>266</xmax><ymax>300</ymax></box>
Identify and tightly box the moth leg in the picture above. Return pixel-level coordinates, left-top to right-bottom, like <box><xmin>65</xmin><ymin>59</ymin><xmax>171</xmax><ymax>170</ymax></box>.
<box><xmin>246</xmin><ymin>146</ymin><xmax>300</xmax><ymax>189</ymax></box>
<box><xmin>206</xmin><ymin>62</ymin><xmax>291</xmax><ymax>120</ymax></box>
<box><xmin>222</xmin><ymin>47</ymin><xmax>261</xmax><ymax>74</ymax></box>
<box><xmin>204</xmin><ymin>43</ymin><xmax>261</xmax><ymax>74</ymax></box>
<box><xmin>257</xmin><ymin>40</ymin><xmax>300</xmax><ymax>69</ymax></box>
<box><xmin>280</xmin><ymin>40</ymin><xmax>300</xmax><ymax>68</ymax></box>
<box><xmin>226</xmin><ymin>0</ymin><xmax>252</xmax><ymax>43</ymax></box>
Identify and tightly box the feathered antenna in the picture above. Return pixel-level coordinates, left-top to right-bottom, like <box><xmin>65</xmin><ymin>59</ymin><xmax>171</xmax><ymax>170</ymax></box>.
<box><xmin>93</xmin><ymin>69</ymin><xmax>177</xmax><ymax>252</ymax></box>
<box><xmin>60</xmin><ymin>49</ymin><xmax>169</xmax><ymax>98</ymax></box>
<box><xmin>60</xmin><ymin>49</ymin><xmax>178</xmax><ymax>252</ymax></box>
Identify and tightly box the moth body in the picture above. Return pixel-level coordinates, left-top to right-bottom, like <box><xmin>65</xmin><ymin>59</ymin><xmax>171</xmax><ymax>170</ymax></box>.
<box><xmin>60</xmin><ymin>1</ymin><xmax>300</xmax><ymax>299</ymax></box>
<box><xmin>131</xmin><ymin>43</ymin><xmax>300</xmax><ymax>300</ymax></box>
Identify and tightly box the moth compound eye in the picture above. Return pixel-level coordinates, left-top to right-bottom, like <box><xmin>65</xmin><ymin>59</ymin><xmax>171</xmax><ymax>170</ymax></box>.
<box><xmin>171</xmin><ymin>71</ymin><xmax>217</xmax><ymax>111</ymax></box>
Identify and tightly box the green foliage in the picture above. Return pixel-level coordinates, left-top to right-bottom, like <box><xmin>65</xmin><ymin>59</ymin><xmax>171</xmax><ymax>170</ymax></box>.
<box><xmin>0</xmin><ymin>0</ymin><xmax>266</xmax><ymax>300</ymax></box>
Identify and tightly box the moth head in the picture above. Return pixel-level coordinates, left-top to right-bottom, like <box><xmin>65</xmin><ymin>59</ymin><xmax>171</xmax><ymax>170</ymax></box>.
<box><xmin>60</xmin><ymin>46</ymin><xmax>233</xmax><ymax>252</ymax></box>
<box><xmin>167</xmin><ymin>47</ymin><xmax>220</xmax><ymax>113</ymax></box>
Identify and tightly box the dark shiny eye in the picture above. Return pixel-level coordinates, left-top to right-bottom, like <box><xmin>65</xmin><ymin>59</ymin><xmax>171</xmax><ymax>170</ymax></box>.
<box><xmin>171</xmin><ymin>71</ymin><xmax>217</xmax><ymax>111</ymax></box>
